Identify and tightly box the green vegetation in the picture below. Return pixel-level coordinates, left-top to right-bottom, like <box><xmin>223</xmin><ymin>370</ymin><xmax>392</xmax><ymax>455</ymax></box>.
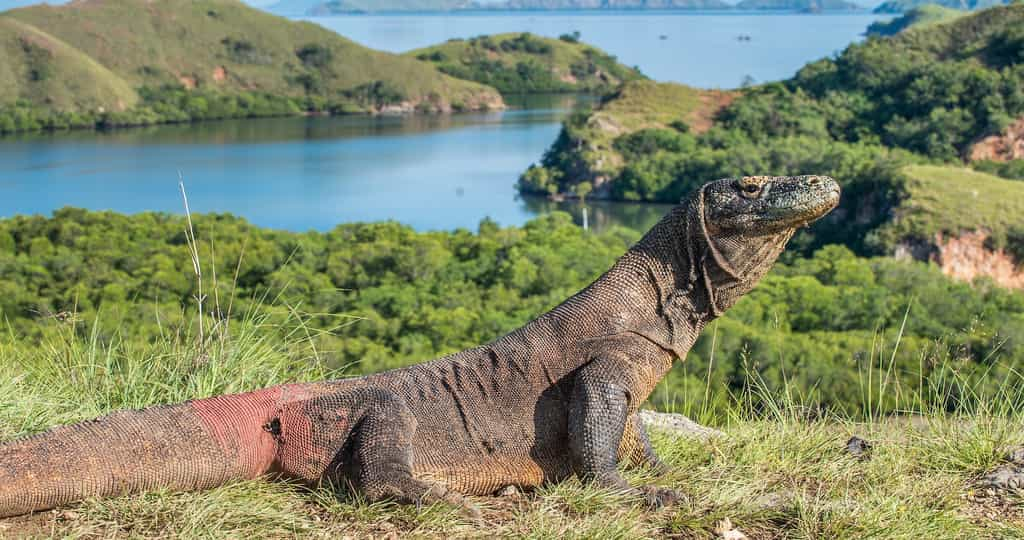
<box><xmin>521</xmin><ymin>3</ymin><xmax>1024</xmax><ymax>255</ymax></box>
<box><xmin>0</xmin><ymin>0</ymin><xmax>502</xmax><ymax>134</ymax></box>
<box><xmin>3</xmin><ymin>209</ymin><xmax>1024</xmax><ymax>422</ymax></box>
<box><xmin>872</xmin><ymin>165</ymin><xmax>1024</xmax><ymax>249</ymax></box>
<box><xmin>975</xmin><ymin>159</ymin><xmax>1024</xmax><ymax>180</ymax></box>
<box><xmin>873</xmin><ymin>0</ymin><xmax>1006</xmax><ymax>13</ymax></box>
<box><xmin>866</xmin><ymin>4</ymin><xmax>966</xmax><ymax>36</ymax></box>
<box><xmin>2</xmin><ymin>209</ymin><xmax>1024</xmax><ymax>536</ymax></box>
<box><xmin>407</xmin><ymin>33</ymin><xmax>644</xmax><ymax>94</ymax></box>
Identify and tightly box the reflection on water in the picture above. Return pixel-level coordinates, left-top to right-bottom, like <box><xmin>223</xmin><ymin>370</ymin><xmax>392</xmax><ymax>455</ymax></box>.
<box><xmin>2</xmin><ymin>94</ymin><xmax>586</xmax><ymax>146</ymax></box>
<box><xmin>0</xmin><ymin>94</ymin><xmax>661</xmax><ymax>233</ymax></box>
<box><xmin>519</xmin><ymin>196</ymin><xmax>674</xmax><ymax>233</ymax></box>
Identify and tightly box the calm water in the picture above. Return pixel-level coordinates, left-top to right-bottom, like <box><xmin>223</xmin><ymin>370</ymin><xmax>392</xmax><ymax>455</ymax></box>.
<box><xmin>0</xmin><ymin>13</ymin><xmax>886</xmax><ymax>232</ymax></box>
<box><xmin>308</xmin><ymin>11</ymin><xmax>887</xmax><ymax>89</ymax></box>
<box><xmin>0</xmin><ymin>96</ymin><xmax>671</xmax><ymax>232</ymax></box>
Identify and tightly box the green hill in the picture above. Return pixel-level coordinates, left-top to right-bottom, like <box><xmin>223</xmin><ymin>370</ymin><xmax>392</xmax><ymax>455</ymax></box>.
<box><xmin>874</xmin><ymin>165</ymin><xmax>1024</xmax><ymax>251</ymax></box>
<box><xmin>0</xmin><ymin>17</ymin><xmax>138</xmax><ymax>114</ymax></box>
<box><xmin>872</xmin><ymin>0</ymin><xmax>1007</xmax><ymax>12</ymax></box>
<box><xmin>865</xmin><ymin>4</ymin><xmax>966</xmax><ymax>36</ymax></box>
<box><xmin>520</xmin><ymin>3</ymin><xmax>1024</xmax><ymax>256</ymax></box>
<box><xmin>407</xmin><ymin>33</ymin><xmax>644</xmax><ymax>94</ymax></box>
<box><xmin>0</xmin><ymin>0</ymin><xmax>502</xmax><ymax>133</ymax></box>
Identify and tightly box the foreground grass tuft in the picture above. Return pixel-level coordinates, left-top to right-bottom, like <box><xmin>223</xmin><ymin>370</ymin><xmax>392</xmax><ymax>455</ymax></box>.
<box><xmin>1</xmin><ymin>314</ymin><xmax>1023</xmax><ymax>538</ymax></box>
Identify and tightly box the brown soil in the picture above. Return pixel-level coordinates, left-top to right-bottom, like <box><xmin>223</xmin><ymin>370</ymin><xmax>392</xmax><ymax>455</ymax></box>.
<box><xmin>969</xmin><ymin>116</ymin><xmax>1024</xmax><ymax>162</ymax></box>
<box><xmin>687</xmin><ymin>90</ymin><xmax>738</xmax><ymax>134</ymax></box>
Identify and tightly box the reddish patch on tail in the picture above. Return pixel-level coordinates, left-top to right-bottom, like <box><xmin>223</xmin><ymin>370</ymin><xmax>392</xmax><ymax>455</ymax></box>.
<box><xmin>190</xmin><ymin>387</ymin><xmax>282</xmax><ymax>478</ymax></box>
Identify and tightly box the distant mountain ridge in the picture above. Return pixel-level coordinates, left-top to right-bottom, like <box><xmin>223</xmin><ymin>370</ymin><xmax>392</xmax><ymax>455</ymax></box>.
<box><xmin>301</xmin><ymin>0</ymin><xmax>863</xmax><ymax>14</ymax></box>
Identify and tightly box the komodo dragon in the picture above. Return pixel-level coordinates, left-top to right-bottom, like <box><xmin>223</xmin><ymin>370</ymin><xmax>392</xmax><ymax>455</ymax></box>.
<box><xmin>0</xmin><ymin>175</ymin><xmax>839</xmax><ymax>518</ymax></box>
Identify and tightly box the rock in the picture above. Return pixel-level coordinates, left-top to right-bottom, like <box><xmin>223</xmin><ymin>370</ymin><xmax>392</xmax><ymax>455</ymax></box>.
<box><xmin>715</xmin><ymin>517</ymin><xmax>749</xmax><ymax>540</ymax></box>
<box><xmin>969</xmin><ymin>116</ymin><xmax>1024</xmax><ymax>162</ymax></box>
<box><xmin>497</xmin><ymin>485</ymin><xmax>521</xmax><ymax>498</ymax></box>
<box><xmin>845</xmin><ymin>436</ymin><xmax>872</xmax><ymax>460</ymax></box>
<box><xmin>979</xmin><ymin>446</ymin><xmax>1024</xmax><ymax>492</ymax></box>
<box><xmin>638</xmin><ymin>410</ymin><xmax>724</xmax><ymax>440</ymax></box>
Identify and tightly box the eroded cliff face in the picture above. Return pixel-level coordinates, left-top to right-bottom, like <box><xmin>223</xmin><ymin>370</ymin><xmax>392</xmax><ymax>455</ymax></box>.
<box><xmin>969</xmin><ymin>117</ymin><xmax>1024</xmax><ymax>162</ymax></box>
<box><xmin>897</xmin><ymin>230</ymin><xmax>1024</xmax><ymax>289</ymax></box>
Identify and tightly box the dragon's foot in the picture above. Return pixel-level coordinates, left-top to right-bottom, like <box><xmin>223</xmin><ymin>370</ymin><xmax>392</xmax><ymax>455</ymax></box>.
<box><xmin>638</xmin><ymin>485</ymin><xmax>685</xmax><ymax>509</ymax></box>
<box><xmin>418</xmin><ymin>484</ymin><xmax>482</xmax><ymax>522</ymax></box>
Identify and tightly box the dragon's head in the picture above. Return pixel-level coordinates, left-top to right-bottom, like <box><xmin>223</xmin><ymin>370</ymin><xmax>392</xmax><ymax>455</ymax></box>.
<box><xmin>686</xmin><ymin>175</ymin><xmax>840</xmax><ymax>315</ymax></box>
<box><xmin>701</xmin><ymin>175</ymin><xmax>840</xmax><ymax>236</ymax></box>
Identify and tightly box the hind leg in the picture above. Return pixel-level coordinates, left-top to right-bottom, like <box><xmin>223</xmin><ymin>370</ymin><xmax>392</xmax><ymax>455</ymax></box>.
<box><xmin>348</xmin><ymin>390</ymin><xmax>480</xmax><ymax>517</ymax></box>
<box><xmin>274</xmin><ymin>388</ymin><xmax>478</xmax><ymax>516</ymax></box>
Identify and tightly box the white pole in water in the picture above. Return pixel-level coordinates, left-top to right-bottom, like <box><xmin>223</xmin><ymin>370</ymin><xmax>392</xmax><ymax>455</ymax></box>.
<box><xmin>582</xmin><ymin>206</ymin><xmax>589</xmax><ymax>231</ymax></box>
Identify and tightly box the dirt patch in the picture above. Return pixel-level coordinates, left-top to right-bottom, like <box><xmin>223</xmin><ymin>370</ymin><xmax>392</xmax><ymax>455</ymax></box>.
<box><xmin>688</xmin><ymin>90</ymin><xmax>738</xmax><ymax>134</ymax></box>
<box><xmin>969</xmin><ymin>116</ymin><xmax>1024</xmax><ymax>162</ymax></box>
<box><xmin>0</xmin><ymin>510</ymin><xmax>63</xmax><ymax>538</ymax></box>
<box><xmin>931</xmin><ymin>230</ymin><xmax>1024</xmax><ymax>289</ymax></box>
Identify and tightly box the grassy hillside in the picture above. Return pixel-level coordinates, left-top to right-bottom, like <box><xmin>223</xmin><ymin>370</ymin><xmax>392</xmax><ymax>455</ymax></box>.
<box><xmin>1</xmin><ymin>210</ymin><xmax>1024</xmax><ymax>536</ymax></box>
<box><xmin>407</xmin><ymin>33</ymin><xmax>644</xmax><ymax>94</ymax></box>
<box><xmin>520</xmin><ymin>3</ymin><xmax>1024</xmax><ymax>255</ymax></box>
<box><xmin>874</xmin><ymin>165</ymin><xmax>1024</xmax><ymax>249</ymax></box>
<box><xmin>0</xmin><ymin>0</ymin><xmax>502</xmax><ymax>133</ymax></box>
<box><xmin>0</xmin><ymin>17</ymin><xmax>138</xmax><ymax>114</ymax></box>
<box><xmin>866</xmin><ymin>4</ymin><xmax>966</xmax><ymax>35</ymax></box>
<box><xmin>519</xmin><ymin>80</ymin><xmax>736</xmax><ymax>197</ymax></box>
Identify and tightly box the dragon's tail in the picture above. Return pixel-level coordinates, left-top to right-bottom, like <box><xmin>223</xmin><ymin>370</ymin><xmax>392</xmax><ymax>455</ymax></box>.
<box><xmin>0</xmin><ymin>387</ymin><xmax>285</xmax><ymax>518</ymax></box>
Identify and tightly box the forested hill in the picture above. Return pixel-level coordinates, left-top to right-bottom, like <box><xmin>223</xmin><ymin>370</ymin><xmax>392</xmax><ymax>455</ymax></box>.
<box><xmin>865</xmin><ymin>4</ymin><xmax>965</xmax><ymax>36</ymax></box>
<box><xmin>0</xmin><ymin>0</ymin><xmax>502</xmax><ymax>134</ymax></box>
<box><xmin>407</xmin><ymin>33</ymin><xmax>644</xmax><ymax>94</ymax></box>
<box><xmin>519</xmin><ymin>3</ymin><xmax>1024</xmax><ymax>270</ymax></box>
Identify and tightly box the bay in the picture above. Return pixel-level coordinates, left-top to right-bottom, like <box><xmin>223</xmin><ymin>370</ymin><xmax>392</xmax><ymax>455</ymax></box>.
<box><xmin>306</xmin><ymin>11</ymin><xmax>887</xmax><ymax>89</ymax></box>
<box><xmin>0</xmin><ymin>12</ymin><xmax>887</xmax><ymax>232</ymax></box>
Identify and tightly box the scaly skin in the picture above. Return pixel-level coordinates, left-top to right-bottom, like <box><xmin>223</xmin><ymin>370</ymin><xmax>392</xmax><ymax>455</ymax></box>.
<box><xmin>0</xmin><ymin>175</ymin><xmax>840</xmax><ymax>518</ymax></box>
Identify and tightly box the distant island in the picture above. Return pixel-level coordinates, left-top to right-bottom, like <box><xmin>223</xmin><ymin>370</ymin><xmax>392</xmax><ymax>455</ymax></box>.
<box><xmin>865</xmin><ymin>4</ymin><xmax>964</xmax><ymax>35</ymax></box>
<box><xmin>302</xmin><ymin>0</ymin><xmax>864</xmax><ymax>14</ymax></box>
<box><xmin>407</xmin><ymin>32</ymin><xmax>644</xmax><ymax>94</ymax></box>
<box><xmin>0</xmin><ymin>0</ymin><xmax>502</xmax><ymax>134</ymax></box>
<box><xmin>872</xmin><ymin>0</ymin><xmax>1007</xmax><ymax>13</ymax></box>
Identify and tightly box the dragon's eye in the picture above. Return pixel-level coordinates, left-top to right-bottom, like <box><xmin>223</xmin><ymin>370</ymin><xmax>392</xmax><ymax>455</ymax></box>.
<box><xmin>739</xmin><ymin>182</ymin><xmax>762</xmax><ymax>198</ymax></box>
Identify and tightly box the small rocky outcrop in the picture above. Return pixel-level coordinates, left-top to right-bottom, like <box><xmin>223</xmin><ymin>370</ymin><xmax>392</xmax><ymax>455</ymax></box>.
<box><xmin>969</xmin><ymin>117</ymin><xmax>1024</xmax><ymax>162</ymax></box>
<box><xmin>896</xmin><ymin>230</ymin><xmax>1024</xmax><ymax>289</ymax></box>
<box><xmin>979</xmin><ymin>447</ymin><xmax>1024</xmax><ymax>492</ymax></box>
<box><xmin>638</xmin><ymin>410</ymin><xmax>725</xmax><ymax>440</ymax></box>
